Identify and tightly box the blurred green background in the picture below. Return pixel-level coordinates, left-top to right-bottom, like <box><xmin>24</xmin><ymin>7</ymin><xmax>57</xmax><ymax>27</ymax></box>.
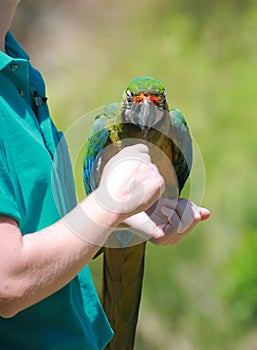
<box><xmin>12</xmin><ymin>0</ymin><xmax>257</xmax><ymax>348</ymax></box>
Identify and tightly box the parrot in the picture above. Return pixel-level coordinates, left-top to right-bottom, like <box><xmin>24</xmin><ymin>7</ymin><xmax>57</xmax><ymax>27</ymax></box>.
<box><xmin>83</xmin><ymin>76</ymin><xmax>192</xmax><ymax>349</ymax></box>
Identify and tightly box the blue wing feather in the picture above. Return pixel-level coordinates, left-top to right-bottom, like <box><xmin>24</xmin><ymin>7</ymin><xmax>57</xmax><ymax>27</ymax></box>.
<box><xmin>170</xmin><ymin>107</ymin><xmax>192</xmax><ymax>192</ymax></box>
<box><xmin>83</xmin><ymin>116</ymin><xmax>110</xmax><ymax>195</ymax></box>
<box><xmin>83</xmin><ymin>103</ymin><xmax>120</xmax><ymax>194</ymax></box>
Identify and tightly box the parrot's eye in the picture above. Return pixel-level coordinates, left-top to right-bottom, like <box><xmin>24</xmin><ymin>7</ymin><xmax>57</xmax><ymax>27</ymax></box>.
<box><xmin>126</xmin><ymin>90</ymin><xmax>133</xmax><ymax>102</ymax></box>
<box><xmin>158</xmin><ymin>91</ymin><xmax>166</xmax><ymax>108</ymax></box>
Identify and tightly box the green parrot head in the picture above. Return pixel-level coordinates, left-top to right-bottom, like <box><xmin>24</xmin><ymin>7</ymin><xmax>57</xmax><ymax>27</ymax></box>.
<box><xmin>121</xmin><ymin>76</ymin><xmax>169</xmax><ymax>136</ymax></box>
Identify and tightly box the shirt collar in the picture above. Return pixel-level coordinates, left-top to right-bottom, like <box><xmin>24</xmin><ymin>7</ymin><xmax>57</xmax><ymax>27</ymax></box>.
<box><xmin>0</xmin><ymin>31</ymin><xmax>30</xmax><ymax>71</ymax></box>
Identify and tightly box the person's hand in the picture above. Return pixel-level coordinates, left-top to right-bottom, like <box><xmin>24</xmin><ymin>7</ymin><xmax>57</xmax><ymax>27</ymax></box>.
<box><xmin>95</xmin><ymin>144</ymin><xmax>165</xmax><ymax>222</ymax></box>
<box><xmin>149</xmin><ymin>198</ymin><xmax>210</xmax><ymax>245</ymax></box>
<box><xmin>122</xmin><ymin>198</ymin><xmax>210</xmax><ymax>244</ymax></box>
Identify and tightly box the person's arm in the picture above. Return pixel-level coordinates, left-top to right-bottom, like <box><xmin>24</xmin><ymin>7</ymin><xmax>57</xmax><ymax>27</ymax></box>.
<box><xmin>0</xmin><ymin>197</ymin><xmax>114</xmax><ymax>318</ymax></box>
<box><xmin>0</xmin><ymin>144</ymin><xmax>164</xmax><ymax>318</ymax></box>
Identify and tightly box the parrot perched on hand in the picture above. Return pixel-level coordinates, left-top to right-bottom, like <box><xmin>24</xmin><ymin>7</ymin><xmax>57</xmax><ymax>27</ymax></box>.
<box><xmin>83</xmin><ymin>76</ymin><xmax>192</xmax><ymax>349</ymax></box>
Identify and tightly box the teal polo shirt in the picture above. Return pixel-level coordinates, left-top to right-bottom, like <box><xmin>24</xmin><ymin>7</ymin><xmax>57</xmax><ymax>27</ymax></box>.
<box><xmin>0</xmin><ymin>32</ymin><xmax>113</xmax><ymax>349</ymax></box>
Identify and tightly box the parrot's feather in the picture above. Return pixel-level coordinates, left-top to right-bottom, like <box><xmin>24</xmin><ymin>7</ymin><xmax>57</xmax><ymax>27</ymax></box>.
<box><xmin>103</xmin><ymin>244</ymin><xmax>146</xmax><ymax>350</ymax></box>
<box><xmin>169</xmin><ymin>107</ymin><xmax>192</xmax><ymax>192</ymax></box>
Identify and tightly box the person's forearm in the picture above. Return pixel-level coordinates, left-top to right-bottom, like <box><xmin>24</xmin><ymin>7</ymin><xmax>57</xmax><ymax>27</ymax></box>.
<box><xmin>0</xmin><ymin>191</ymin><xmax>120</xmax><ymax>318</ymax></box>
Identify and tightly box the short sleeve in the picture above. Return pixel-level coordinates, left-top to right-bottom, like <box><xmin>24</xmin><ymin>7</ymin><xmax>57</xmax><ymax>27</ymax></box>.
<box><xmin>0</xmin><ymin>138</ymin><xmax>21</xmax><ymax>224</ymax></box>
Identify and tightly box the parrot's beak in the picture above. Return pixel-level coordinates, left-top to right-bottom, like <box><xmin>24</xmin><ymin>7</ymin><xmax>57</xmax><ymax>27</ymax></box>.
<box><xmin>138</xmin><ymin>99</ymin><xmax>157</xmax><ymax>136</ymax></box>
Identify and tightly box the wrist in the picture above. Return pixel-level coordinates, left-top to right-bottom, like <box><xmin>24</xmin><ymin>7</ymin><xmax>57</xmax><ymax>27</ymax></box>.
<box><xmin>81</xmin><ymin>190</ymin><xmax>123</xmax><ymax>228</ymax></box>
<box><xmin>63</xmin><ymin>191</ymin><xmax>124</xmax><ymax>247</ymax></box>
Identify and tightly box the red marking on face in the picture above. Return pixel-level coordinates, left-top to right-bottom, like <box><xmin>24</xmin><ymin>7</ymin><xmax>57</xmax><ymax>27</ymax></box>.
<box><xmin>133</xmin><ymin>93</ymin><xmax>161</xmax><ymax>106</ymax></box>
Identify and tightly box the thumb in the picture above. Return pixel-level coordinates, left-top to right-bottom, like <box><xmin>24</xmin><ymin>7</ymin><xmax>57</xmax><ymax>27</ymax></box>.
<box><xmin>199</xmin><ymin>207</ymin><xmax>211</xmax><ymax>221</ymax></box>
<box><xmin>123</xmin><ymin>211</ymin><xmax>165</xmax><ymax>240</ymax></box>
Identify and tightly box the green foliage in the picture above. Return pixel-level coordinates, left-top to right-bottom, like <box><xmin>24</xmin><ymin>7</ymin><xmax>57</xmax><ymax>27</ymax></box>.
<box><xmin>223</xmin><ymin>230</ymin><xmax>257</xmax><ymax>324</ymax></box>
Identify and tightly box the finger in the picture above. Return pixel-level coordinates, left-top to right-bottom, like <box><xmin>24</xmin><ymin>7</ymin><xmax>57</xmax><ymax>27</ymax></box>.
<box><xmin>175</xmin><ymin>198</ymin><xmax>192</xmax><ymax>217</ymax></box>
<box><xmin>161</xmin><ymin>198</ymin><xmax>190</xmax><ymax>226</ymax></box>
<box><xmin>151</xmin><ymin>212</ymin><xmax>182</xmax><ymax>245</ymax></box>
<box><xmin>121</xmin><ymin>144</ymin><xmax>152</xmax><ymax>163</ymax></box>
<box><xmin>175</xmin><ymin>206</ymin><xmax>210</xmax><ymax>237</ymax></box>
<box><xmin>178</xmin><ymin>212</ymin><xmax>197</xmax><ymax>234</ymax></box>
<box><xmin>199</xmin><ymin>207</ymin><xmax>211</xmax><ymax>220</ymax></box>
<box><xmin>125</xmin><ymin>143</ymin><xmax>149</xmax><ymax>154</ymax></box>
<box><xmin>160</xmin><ymin>198</ymin><xmax>178</xmax><ymax>215</ymax></box>
<box><xmin>160</xmin><ymin>201</ymin><xmax>190</xmax><ymax>238</ymax></box>
<box><xmin>160</xmin><ymin>198</ymin><xmax>179</xmax><ymax>217</ymax></box>
<box><xmin>123</xmin><ymin>211</ymin><xmax>165</xmax><ymax>240</ymax></box>
<box><xmin>175</xmin><ymin>200</ymin><xmax>210</xmax><ymax>222</ymax></box>
<box><xmin>164</xmin><ymin>210</ymin><xmax>181</xmax><ymax>234</ymax></box>
<box><xmin>176</xmin><ymin>204</ymin><xmax>210</xmax><ymax>235</ymax></box>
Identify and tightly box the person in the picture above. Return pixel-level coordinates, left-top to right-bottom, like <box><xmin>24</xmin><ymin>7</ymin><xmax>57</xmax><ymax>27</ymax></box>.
<box><xmin>0</xmin><ymin>1</ymin><xmax>210</xmax><ymax>349</ymax></box>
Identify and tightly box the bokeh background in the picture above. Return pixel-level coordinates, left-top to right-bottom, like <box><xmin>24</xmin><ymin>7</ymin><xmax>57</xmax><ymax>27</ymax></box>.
<box><xmin>11</xmin><ymin>0</ymin><xmax>257</xmax><ymax>349</ymax></box>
